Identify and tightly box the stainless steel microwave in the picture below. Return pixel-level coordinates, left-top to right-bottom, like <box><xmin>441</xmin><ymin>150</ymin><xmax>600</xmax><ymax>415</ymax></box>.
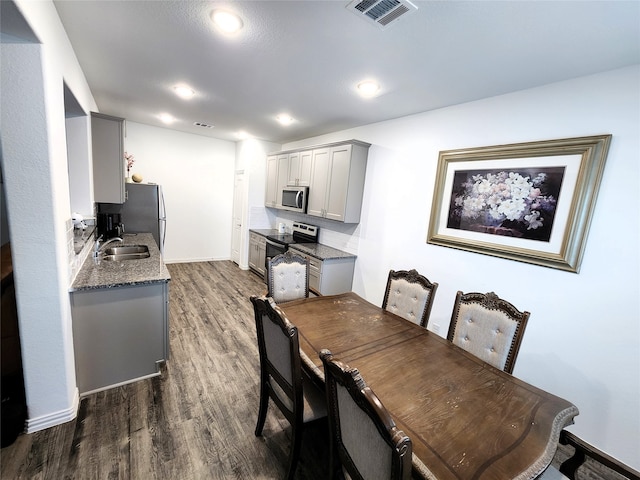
<box><xmin>280</xmin><ymin>186</ymin><xmax>308</xmax><ymax>213</ymax></box>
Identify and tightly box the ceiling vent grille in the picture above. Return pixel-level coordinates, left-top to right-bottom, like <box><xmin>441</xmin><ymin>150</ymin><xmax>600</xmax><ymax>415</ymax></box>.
<box><xmin>347</xmin><ymin>0</ymin><xmax>417</xmax><ymax>30</ymax></box>
<box><xmin>193</xmin><ymin>122</ymin><xmax>214</xmax><ymax>129</ymax></box>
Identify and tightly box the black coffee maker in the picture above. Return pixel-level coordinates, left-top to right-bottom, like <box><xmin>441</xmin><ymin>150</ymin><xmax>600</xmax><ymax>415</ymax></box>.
<box><xmin>97</xmin><ymin>212</ymin><xmax>123</xmax><ymax>239</ymax></box>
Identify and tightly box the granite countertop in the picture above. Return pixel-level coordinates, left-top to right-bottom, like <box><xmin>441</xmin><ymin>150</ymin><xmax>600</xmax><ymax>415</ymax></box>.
<box><xmin>249</xmin><ymin>228</ymin><xmax>355</xmax><ymax>261</ymax></box>
<box><xmin>71</xmin><ymin>232</ymin><xmax>170</xmax><ymax>292</ymax></box>
<box><xmin>289</xmin><ymin>243</ymin><xmax>356</xmax><ymax>261</ymax></box>
<box><xmin>250</xmin><ymin>228</ymin><xmax>279</xmax><ymax>237</ymax></box>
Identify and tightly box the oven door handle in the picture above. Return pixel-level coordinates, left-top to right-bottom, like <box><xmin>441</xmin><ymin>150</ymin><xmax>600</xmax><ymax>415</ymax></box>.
<box><xmin>265</xmin><ymin>239</ymin><xmax>286</xmax><ymax>249</ymax></box>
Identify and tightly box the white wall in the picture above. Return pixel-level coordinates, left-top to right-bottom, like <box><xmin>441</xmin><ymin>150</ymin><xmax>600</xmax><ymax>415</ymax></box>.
<box><xmin>4</xmin><ymin>0</ymin><xmax>638</xmax><ymax>468</ymax></box>
<box><xmin>1</xmin><ymin>0</ymin><xmax>97</xmax><ymax>431</ymax></box>
<box><xmin>66</xmin><ymin>115</ymin><xmax>93</xmax><ymax>218</ymax></box>
<box><xmin>124</xmin><ymin>122</ymin><xmax>236</xmax><ymax>263</ymax></box>
<box><xmin>283</xmin><ymin>66</ymin><xmax>640</xmax><ymax>468</ymax></box>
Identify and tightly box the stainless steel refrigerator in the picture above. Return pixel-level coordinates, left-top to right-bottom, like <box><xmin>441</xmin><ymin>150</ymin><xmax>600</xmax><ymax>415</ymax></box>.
<box><xmin>120</xmin><ymin>183</ymin><xmax>166</xmax><ymax>254</ymax></box>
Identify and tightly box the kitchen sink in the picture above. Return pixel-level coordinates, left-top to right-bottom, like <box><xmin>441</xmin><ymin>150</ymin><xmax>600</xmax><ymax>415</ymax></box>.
<box><xmin>102</xmin><ymin>252</ymin><xmax>151</xmax><ymax>261</ymax></box>
<box><xmin>103</xmin><ymin>245</ymin><xmax>149</xmax><ymax>255</ymax></box>
<box><xmin>101</xmin><ymin>245</ymin><xmax>150</xmax><ymax>261</ymax></box>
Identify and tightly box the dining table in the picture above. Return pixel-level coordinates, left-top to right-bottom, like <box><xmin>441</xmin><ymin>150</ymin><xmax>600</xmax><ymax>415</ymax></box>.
<box><xmin>280</xmin><ymin>292</ymin><xmax>579</xmax><ymax>480</ymax></box>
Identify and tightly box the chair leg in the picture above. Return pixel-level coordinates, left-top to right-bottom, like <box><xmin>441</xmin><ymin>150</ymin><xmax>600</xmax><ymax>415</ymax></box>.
<box><xmin>285</xmin><ymin>422</ymin><xmax>303</xmax><ymax>480</ymax></box>
<box><xmin>559</xmin><ymin>450</ymin><xmax>586</xmax><ymax>480</ymax></box>
<box><xmin>255</xmin><ymin>381</ymin><xmax>269</xmax><ymax>437</ymax></box>
<box><xmin>329</xmin><ymin>444</ymin><xmax>342</xmax><ymax>480</ymax></box>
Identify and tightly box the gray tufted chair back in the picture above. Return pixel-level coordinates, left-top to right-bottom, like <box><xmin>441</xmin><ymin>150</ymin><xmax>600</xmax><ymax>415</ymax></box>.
<box><xmin>320</xmin><ymin>349</ymin><xmax>412</xmax><ymax>480</ymax></box>
<box><xmin>382</xmin><ymin>269</ymin><xmax>438</xmax><ymax>327</ymax></box>
<box><xmin>447</xmin><ymin>291</ymin><xmax>530</xmax><ymax>374</ymax></box>
<box><xmin>267</xmin><ymin>251</ymin><xmax>310</xmax><ymax>304</ymax></box>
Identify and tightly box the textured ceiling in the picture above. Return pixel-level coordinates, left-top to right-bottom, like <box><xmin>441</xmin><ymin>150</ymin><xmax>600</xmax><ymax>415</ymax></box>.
<box><xmin>52</xmin><ymin>1</ymin><xmax>640</xmax><ymax>144</ymax></box>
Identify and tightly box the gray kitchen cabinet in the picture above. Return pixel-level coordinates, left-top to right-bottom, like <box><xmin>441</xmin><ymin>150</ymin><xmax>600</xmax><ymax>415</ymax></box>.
<box><xmin>266</xmin><ymin>140</ymin><xmax>369</xmax><ymax>221</ymax></box>
<box><xmin>276</xmin><ymin>154</ymin><xmax>289</xmax><ymax>205</ymax></box>
<box><xmin>71</xmin><ymin>281</ymin><xmax>169</xmax><ymax>396</ymax></box>
<box><xmin>307</xmin><ymin>140</ymin><xmax>370</xmax><ymax>223</ymax></box>
<box><xmin>287</xmin><ymin>149</ymin><xmax>312</xmax><ymax>186</ymax></box>
<box><xmin>91</xmin><ymin>112</ymin><xmax>125</xmax><ymax>204</ymax></box>
<box><xmin>289</xmin><ymin>247</ymin><xmax>356</xmax><ymax>296</ymax></box>
<box><xmin>264</xmin><ymin>154</ymin><xmax>290</xmax><ymax>208</ymax></box>
<box><xmin>265</xmin><ymin>155</ymin><xmax>279</xmax><ymax>207</ymax></box>
<box><xmin>306</xmin><ymin>147</ymin><xmax>330</xmax><ymax>218</ymax></box>
<box><xmin>249</xmin><ymin>232</ymin><xmax>266</xmax><ymax>279</ymax></box>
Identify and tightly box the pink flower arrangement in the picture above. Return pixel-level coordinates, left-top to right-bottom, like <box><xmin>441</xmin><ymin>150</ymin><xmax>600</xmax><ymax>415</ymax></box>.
<box><xmin>124</xmin><ymin>152</ymin><xmax>135</xmax><ymax>174</ymax></box>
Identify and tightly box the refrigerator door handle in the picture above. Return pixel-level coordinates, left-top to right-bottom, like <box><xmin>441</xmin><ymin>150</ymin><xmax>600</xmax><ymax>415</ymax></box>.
<box><xmin>160</xmin><ymin>218</ymin><xmax>166</xmax><ymax>255</ymax></box>
<box><xmin>160</xmin><ymin>188</ymin><xmax>167</xmax><ymax>255</ymax></box>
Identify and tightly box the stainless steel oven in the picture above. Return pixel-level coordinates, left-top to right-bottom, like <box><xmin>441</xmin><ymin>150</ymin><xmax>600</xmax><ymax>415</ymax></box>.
<box><xmin>265</xmin><ymin>238</ymin><xmax>287</xmax><ymax>265</ymax></box>
<box><xmin>264</xmin><ymin>221</ymin><xmax>319</xmax><ymax>276</ymax></box>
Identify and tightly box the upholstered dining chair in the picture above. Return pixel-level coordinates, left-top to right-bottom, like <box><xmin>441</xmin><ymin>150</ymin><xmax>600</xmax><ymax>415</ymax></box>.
<box><xmin>250</xmin><ymin>295</ymin><xmax>326</xmax><ymax>480</ymax></box>
<box><xmin>267</xmin><ymin>251</ymin><xmax>310</xmax><ymax>304</ymax></box>
<box><xmin>447</xmin><ymin>291</ymin><xmax>530</xmax><ymax>374</ymax></box>
<box><xmin>382</xmin><ymin>269</ymin><xmax>438</xmax><ymax>328</ymax></box>
<box><xmin>320</xmin><ymin>349</ymin><xmax>412</xmax><ymax>480</ymax></box>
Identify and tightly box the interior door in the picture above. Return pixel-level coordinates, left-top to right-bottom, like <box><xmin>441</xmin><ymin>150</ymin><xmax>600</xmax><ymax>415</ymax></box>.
<box><xmin>231</xmin><ymin>171</ymin><xmax>245</xmax><ymax>265</ymax></box>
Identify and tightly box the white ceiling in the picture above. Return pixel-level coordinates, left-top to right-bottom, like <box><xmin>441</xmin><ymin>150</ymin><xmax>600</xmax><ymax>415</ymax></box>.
<box><xmin>52</xmin><ymin>1</ymin><xmax>640</xmax><ymax>144</ymax></box>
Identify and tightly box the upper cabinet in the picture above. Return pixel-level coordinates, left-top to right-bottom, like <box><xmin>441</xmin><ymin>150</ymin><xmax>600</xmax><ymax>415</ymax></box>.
<box><xmin>266</xmin><ymin>140</ymin><xmax>370</xmax><ymax>223</ymax></box>
<box><xmin>307</xmin><ymin>142</ymin><xmax>369</xmax><ymax>223</ymax></box>
<box><xmin>277</xmin><ymin>154</ymin><xmax>289</xmax><ymax>202</ymax></box>
<box><xmin>265</xmin><ymin>153</ymin><xmax>290</xmax><ymax>208</ymax></box>
<box><xmin>91</xmin><ymin>112</ymin><xmax>125</xmax><ymax>204</ymax></box>
<box><xmin>287</xmin><ymin>150</ymin><xmax>313</xmax><ymax>187</ymax></box>
<box><xmin>265</xmin><ymin>155</ymin><xmax>279</xmax><ymax>207</ymax></box>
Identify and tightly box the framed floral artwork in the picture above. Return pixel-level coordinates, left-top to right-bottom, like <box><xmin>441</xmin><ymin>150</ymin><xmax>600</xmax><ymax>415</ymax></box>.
<box><xmin>427</xmin><ymin>135</ymin><xmax>611</xmax><ymax>272</ymax></box>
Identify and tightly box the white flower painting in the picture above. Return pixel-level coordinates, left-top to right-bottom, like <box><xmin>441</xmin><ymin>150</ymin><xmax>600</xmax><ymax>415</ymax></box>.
<box><xmin>447</xmin><ymin>167</ymin><xmax>565</xmax><ymax>241</ymax></box>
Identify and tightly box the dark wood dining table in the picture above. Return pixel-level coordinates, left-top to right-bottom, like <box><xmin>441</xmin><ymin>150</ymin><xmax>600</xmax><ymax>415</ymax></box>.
<box><xmin>280</xmin><ymin>292</ymin><xmax>579</xmax><ymax>480</ymax></box>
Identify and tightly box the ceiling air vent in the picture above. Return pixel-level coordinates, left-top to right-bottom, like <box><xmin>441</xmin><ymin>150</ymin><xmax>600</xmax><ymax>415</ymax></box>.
<box><xmin>193</xmin><ymin>122</ymin><xmax>214</xmax><ymax>129</ymax></box>
<box><xmin>347</xmin><ymin>0</ymin><xmax>417</xmax><ymax>30</ymax></box>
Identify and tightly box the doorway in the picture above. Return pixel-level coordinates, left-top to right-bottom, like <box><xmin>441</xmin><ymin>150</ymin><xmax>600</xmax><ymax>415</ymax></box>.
<box><xmin>231</xmin><ymin>170</ymin><xmax>245</xmax><ymax>265</ymax></box>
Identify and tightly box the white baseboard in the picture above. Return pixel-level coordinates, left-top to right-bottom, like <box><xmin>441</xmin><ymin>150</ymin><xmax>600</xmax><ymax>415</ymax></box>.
<box><xmin>164</xmin><ymin>256</ymin><xmax>231</xmax><ymax>264</ymax></box>
<box><xmin>25</xmin><ymin>388</ymin><xmax>79</xmax><ymax>433</ymax></box>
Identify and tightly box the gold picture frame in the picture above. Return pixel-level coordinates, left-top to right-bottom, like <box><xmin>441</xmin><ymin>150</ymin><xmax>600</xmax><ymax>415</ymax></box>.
<box><xmin>427</xmin><ymin>135</ymin><xmax>611</xmax><ymax>273</ymax></box>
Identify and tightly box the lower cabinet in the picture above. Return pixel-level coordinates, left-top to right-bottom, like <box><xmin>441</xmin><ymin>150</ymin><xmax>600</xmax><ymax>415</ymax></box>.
<box><xmin>71</xmin><ymin>281</ymin><xmax>169</xmax><ymax>396</ymax></box>
<box><xmin>249</xmin><ymin>232</ymin><xmax>266</xmax><ymax>279</ymax></box>
<box><xmin>290</xmin><ymin>248</ymin><xmax>355</xmax><ymax>296</ymax></box>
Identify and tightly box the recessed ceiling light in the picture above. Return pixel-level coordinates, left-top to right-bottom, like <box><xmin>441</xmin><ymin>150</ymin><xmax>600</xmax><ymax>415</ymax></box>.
<box><xmin>173</xmin><ymin>85</ymin><xmax>195</xmax><ymax>99</ymax></box>
<box><xmin>276</xmin><ymin>114</ymin><xmax>294</xmax><ymax>126</ymax></box>
<box><xmin>211</xmin><ymin>9</ymin><xmax>243</xmax><ymax>34</ymax></box>
<box><xmin>357</xmin><ymin>80</ymin><xmax>380</xmax><ymax>97</ymax></box>
<box><xmin>158</xmin><ymin>113</ymin><xmax>175</xmax><ymax>124</ymax></box>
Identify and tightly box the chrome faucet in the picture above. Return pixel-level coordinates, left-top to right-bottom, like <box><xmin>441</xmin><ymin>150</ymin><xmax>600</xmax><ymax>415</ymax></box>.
<box><xmin>94</xmin><ymin>235</ymin><xmax>124</xmax><ymax>258</ymax></box>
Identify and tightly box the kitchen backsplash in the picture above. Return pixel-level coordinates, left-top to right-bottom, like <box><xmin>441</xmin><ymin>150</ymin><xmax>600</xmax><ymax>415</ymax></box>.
<box><xmin>67</xmin><ymin>217</ymin><xmax>96</xmax><ymax>286</ymax></box>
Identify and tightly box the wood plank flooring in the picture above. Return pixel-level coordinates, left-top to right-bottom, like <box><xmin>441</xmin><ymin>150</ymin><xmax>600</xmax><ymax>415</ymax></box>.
<box><xmin>0</xmin><ymin>261</ymin><xmax>625</xmax><ymax>480</ymax></box>
<box><xmin>1</xmin><ymin>261</ymin><xmax>329</xmax><ymax>479</ymax></box>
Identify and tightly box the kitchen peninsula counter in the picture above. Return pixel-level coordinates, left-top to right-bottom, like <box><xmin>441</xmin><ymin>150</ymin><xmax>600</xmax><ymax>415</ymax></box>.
<box><xmin>70</xmin><ymin>232</ymin><xmax>170</xmax><ymax>395</ymax></box>
<box><xmin>71</xmin><ymin>232</ymin><xmax>170</xmax><ymax>291</ymax></box>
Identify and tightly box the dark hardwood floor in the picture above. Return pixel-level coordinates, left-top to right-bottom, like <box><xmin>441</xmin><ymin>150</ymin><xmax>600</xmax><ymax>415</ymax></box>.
<box><xmin>1</xmin><ymin>261</ymin><xmax>329</xmax><ymax>479</ymax></box>
<box><xmin>0</xmin><ymin>261</ymin><xmax>625</xmax><ymax>480</ymax></box>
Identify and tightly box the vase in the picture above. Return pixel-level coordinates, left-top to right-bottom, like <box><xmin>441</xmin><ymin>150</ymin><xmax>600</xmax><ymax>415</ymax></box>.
<box><xmin>125</xmin><ymin>176</ymin><xmax>132</xmax><ymax>183</ymax></box>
